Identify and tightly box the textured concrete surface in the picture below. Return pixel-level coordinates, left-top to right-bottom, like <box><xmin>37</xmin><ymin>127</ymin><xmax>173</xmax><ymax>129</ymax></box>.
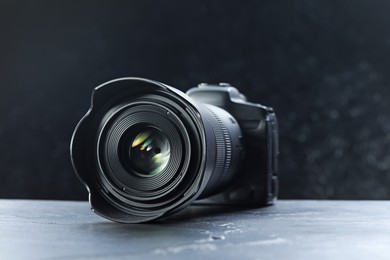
<box><xmin>1</xmin><ymin>200</ymin><xmax>390</xmax><ymax>259</ymax></box>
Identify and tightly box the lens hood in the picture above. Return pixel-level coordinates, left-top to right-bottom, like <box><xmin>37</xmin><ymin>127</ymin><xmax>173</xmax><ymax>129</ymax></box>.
<box><xmin>71</xmin><ymin>77</ymin><xmax>241</xmax><ymax>223</ymax></box>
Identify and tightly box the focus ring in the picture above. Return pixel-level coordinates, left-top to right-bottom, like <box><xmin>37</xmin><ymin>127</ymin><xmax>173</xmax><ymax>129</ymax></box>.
<box><xmin>201</xmin><ymin>105</ymin><xmax>232</xmax><ymax>196</ymax></box>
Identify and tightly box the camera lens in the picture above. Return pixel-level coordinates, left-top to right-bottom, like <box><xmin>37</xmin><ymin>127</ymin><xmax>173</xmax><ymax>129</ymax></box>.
<box><xmin>125</xmin><ymin>127</ymin><xmax>170</xmax><ymax>177</ymax></box>
<box><xmin>71</xmin><ymin>78</ymin><xmax>244</xmax><ymax>223</ymax></box>
<box><xmin>100</xmin><ymin>104</ymin><xmax>187</xmax><ymax>197</ymax></box>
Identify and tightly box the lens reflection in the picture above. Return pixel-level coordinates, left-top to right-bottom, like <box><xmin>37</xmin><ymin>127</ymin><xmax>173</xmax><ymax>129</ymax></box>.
<box><xmin>129</xmin><ymin>128</ymin><xmax>170</xmax><ymax>176</ymax></box>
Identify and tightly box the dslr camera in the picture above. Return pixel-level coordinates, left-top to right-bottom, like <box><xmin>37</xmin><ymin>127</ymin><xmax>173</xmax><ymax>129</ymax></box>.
<box><xmin>71</xmin><ymin>78</ymin><xmax>279</xmax><ymax>223</ymax></box>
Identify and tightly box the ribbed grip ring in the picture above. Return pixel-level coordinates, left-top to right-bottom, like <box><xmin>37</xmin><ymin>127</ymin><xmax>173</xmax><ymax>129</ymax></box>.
<box><xmin>201</xmin><ymin>105</ymin><xmax>232</xmax><ymax>195</ymax></box>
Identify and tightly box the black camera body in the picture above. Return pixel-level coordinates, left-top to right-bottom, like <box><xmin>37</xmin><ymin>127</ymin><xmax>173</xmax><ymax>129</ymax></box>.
<box><xmin>71</xmin><ymin>78</ymin><xmax>278</xmax><ymax>223</ymax></box>
<box><xmin>187</xmin><ymin>83</ymin><xmax>279</xmax><ymax>206</ymax></box>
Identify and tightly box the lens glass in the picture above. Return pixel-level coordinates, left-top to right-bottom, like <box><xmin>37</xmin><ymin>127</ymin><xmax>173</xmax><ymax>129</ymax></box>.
<box><xmin>127</xmin><ymin>127</ymin><xmax>171</xmax><ymax>177</ymax></box>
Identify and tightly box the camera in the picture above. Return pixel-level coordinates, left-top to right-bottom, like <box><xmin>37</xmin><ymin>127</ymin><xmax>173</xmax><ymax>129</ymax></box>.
<box><xmin>71</xmin><ymin>77</ymin><xmax>279</xmax><ymax>223</ymax></box>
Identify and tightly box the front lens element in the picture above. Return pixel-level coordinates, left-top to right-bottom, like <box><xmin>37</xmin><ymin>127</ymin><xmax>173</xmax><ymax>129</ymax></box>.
<box><xmin>128</xmin><ymin>128</ymin><xmax>170</xmax><ymax>177</ymax></box>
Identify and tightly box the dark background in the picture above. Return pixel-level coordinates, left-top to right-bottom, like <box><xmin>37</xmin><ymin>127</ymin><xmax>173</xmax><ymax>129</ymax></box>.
<box><xmin>1</xmin><ymin>1</ymin><xmax>390</xmax><ymax>200</ymax></box>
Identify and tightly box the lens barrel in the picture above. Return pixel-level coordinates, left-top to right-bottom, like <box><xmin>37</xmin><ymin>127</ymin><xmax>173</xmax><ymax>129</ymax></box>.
<box><xmin>71</xmin><ymin>78</ymin><xmax>242</xmax><ymax>223</ymax></box>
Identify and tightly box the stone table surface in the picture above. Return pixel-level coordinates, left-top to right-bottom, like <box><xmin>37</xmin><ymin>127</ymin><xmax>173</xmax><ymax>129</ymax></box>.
<box><xmin>0</xmin><ymin>200</ymin><xmax>389</xmax><ymax>260</ymax></box>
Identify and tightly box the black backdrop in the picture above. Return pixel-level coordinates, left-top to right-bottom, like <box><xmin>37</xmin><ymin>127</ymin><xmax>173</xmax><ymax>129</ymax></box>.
<box><xmin>1</xmin><ymin>1</ymin><xmax>390</xmax><ymax>200</ymax></box>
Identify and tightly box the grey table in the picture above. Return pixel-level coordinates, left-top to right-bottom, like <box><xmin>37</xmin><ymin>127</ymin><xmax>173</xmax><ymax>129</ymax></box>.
<box><xmin>1</xmin><ymin>200</ymin><xmax>389</xmax><ymax>260</ymax></box>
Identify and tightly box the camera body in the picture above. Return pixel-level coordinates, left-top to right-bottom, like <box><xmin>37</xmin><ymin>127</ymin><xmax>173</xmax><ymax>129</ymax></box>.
<box><xmin>71</xmin><ymin>78</ymin><xmax>278</xmax><ymax>223</ymax></box>
<box><xmin>187</xmin><ymin>83</ymin><xmax>279</xmax><ymax>206</ymax></box>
